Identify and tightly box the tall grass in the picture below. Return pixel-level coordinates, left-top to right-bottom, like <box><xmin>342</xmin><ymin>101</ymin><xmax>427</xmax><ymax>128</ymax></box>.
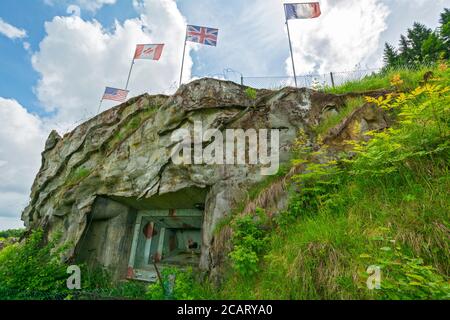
<box><xmin>326</xmin><ymin>65</ymin><xmax>439</xmax><ymax>94</ymax></box>
<box><xmin>314</xmin><ymin>97</ymin><xmax>365</xmax><ymax>136</ymax></box>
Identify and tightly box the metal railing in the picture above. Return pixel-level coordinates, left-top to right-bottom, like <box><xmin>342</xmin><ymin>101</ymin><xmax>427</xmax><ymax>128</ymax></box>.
<box><xmin>55</xmin><ymin>68</ymin><xmax>381</xmax><ymax>134</ymax></box>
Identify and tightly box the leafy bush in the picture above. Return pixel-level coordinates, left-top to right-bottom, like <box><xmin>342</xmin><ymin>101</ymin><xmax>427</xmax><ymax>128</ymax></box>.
<box><xmin>0</xmin><ymin>230</ymin><xmax>69</xmax><ymax>300</ymax></box>
<box><xmin>228</xmin><ymin>209</ymin><xmax>269</xmax><ymax>276</ymax></box>
<box><xmin>244</xmin><ymin>87</ymin><xmax>257</xmax><ymax>100</ymax></box>
<box><xmin>361</xmin><ymin>234</ymin><xmax>450</xmax><ymax>300</ymax></box>
<box><xmin>354</xmin><ymin>78</ymin><xmax>449</xmax><ymax>177</ymax></box>
<box><xmin>146</xmin><ymin>267</ymin><xmax>204</xmax><ymax>300</ymax></box>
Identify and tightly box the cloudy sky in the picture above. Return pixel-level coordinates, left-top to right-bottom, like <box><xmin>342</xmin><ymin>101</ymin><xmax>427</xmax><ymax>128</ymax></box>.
<box><xmin>0</xmin><ymin>0</ymin><xmax>448</xmax><ymax>229</ymax></box>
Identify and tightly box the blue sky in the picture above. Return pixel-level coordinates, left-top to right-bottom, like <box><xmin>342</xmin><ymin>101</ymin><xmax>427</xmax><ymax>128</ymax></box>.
<box><xmin>0</xmin><ymin>0</ymin><xmax>449</xmax><ymax>229</ymax></box>
<box><xmin>0</xmin><ymin>0</ymin><xmax>138</xmax><ymax>115</ymax></box>
<box><xmin>0</xmin><ymin>0</ymin><xmax>447</xmax><ymax>114</ymax></box>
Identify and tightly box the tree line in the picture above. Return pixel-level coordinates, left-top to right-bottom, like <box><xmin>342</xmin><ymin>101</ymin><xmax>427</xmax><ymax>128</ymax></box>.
<box><xmin>384</xmin><ymin>8</ymin><xmax>449</xmax><ymax>69</ymax></box>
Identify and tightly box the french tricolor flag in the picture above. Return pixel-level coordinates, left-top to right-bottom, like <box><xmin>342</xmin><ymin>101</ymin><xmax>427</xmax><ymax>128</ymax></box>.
<box><xmin>285</xmin><ymin>2</ymin><xmax>322</xmax><ymax>20</ymax></box>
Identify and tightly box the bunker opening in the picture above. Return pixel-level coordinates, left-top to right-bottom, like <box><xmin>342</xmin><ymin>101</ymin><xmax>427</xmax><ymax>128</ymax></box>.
<box><xmin>77</xmin><ymin>187</ymin><xmax>207</xmax><ymax>282</ymax></box>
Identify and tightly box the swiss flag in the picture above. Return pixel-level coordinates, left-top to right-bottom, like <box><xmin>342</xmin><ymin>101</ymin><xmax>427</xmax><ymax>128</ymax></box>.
<box><xmin>134</xmin><ymin>44</ymin><xmax>164</xmax><ymax>60</ymax></box>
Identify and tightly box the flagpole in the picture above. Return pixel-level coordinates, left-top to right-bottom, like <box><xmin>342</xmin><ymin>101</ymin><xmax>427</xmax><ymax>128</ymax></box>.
<box><xmin>284</xmin><ymin>5</ymin><xmax>298</xmax><ymax>88</ymax></box>
<box><xmin>125</xmin><ymin>59</ymin><xmax>135</xmax><ymax>91</ymax></box>
<box><xmin>179</xmin><ymin>28</ymin><xmax>188</xmax><ymax>87</ymax></box>
<box><xmin>97</xmin><ymin>98</ymin><xmax>104</xmax><ymax>115</ymax></box>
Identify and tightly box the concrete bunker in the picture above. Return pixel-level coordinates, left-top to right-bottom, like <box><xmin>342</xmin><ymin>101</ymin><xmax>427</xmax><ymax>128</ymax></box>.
<box><xmin>77</xmin><ymin>187</ymin><xmax>207</xmax><ymax>282</ymax></box>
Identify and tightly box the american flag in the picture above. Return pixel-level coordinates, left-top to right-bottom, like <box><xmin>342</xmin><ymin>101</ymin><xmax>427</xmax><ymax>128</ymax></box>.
<box><xmin>102</xmin><ymin>87</ymin><xmax>129</xmax><ymax>102</ymax></box>
<box><xmin>285</xmin><ymin>2</ymin><xmax>321</xmax><ymax>20</ymax></box>
<box><xmin>186</xmin><ymin>25</ymin><xmax>219</xmax><ymax>46</ymax></box>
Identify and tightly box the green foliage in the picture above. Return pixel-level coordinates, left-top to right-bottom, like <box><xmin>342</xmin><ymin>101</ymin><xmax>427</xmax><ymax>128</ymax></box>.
<box><xmin>245</xmin><ymin>87</ymin><xmax>257</xmax><ymax>100</ymax></box>
<box><xmin>315</xmin><ymin>97</ymin><xmax>365</xmax><ymax>136</ymax></box>
<box><xmin>327</xmin><ymin>66</ymin><xmax>433</xmax><ymax>94</ymax></box>
<box><xmin>77</xmin><ymin>268</ymin><xmax>147</xmax><ymax>300</ymax></box>
<box><xmin>0</xmin><ymin>230</ymin><xmax>69</xmax><ymax>300</ymax></box>
<box><xmin>146</xmin><ymin>267</ymin><xmax>206</xmax><ymax>300</ymax></box>
<box><xmin>356</xmin><ymin>81</ymin><xmax>450</xmax><ymax>177</ymax></box>
<box><xmin>216</xmin><ymin>71</ymin><xmax>450</xmax><ymax>300</ymax></box>
<box><xmin>384</xmin><ymin>10</ymin><xmax>450</xmax><ymax>68</ymax></box>
<box><xmin>67</xmin><ymin>166</ymin><xmax>91</xmax><ymax>186</ymax></box>
<box><xmin>0</xmin><ymin>229</ymin><xmax>24</xmax><ymax>239</ymax></box>
<box><xmin>363</xmin><ymin>240</ymin><xmax>450</xmax><ymax>300</ymax></box>
<box><xmin>228</xmin><ymin>209</ymin><xmax>270</xmax><ymax>276</ymax></box>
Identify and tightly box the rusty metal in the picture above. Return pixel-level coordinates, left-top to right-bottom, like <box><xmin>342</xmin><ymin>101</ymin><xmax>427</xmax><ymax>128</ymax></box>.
<box><xmin>153</xmin><ymin>260</ymin><xmax>165</xmax><ymax>293</ymax></box>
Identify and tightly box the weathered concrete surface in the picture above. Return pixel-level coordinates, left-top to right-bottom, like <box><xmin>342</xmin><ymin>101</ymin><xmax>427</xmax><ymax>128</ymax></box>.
<box><xmin>22</xmin><ymin>78</ymin><xmax>390</xmax><ymax>279</ymax></box>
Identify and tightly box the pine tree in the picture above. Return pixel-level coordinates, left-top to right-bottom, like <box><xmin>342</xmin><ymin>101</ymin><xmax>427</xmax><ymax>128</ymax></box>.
<box><xmin>440</xmin><ymin>8</ymin><xmax>450</xmax><ymax>25</ymax></box>
<box><xmin>422</xmin><ymin>32</ymin><xmax>445</xmax><ymax>62</ymax></box>
<box><xmin>398</xmin><ymin>35</ymin><xmax>411</xmax><ymax>65</ymax></box>
<box><xmin>407</xmin><ymin>23</ymin><xmax>433</xmax><ymax>64</ymax></box>
<box><xmin>383</xmin><ymin>43</ymin><xmax>400</xmax><ymax>68</ymax></box>
<box><xmin>383</xmin><ymin>9</ymin><xmax>449</xmax><ymax>69</ymax></box>
<box><xmin>440</xmin><ymin>8</ymin><xmax>450</xmax><ymax>58</ymax></box>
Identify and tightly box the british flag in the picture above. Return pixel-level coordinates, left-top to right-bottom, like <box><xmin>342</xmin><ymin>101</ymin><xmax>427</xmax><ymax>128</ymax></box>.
<box><xmin>186</xmin><ymin>25</ymin><xmax>219</xmax><ymax>46</ymax></box>
<box><xmin>102</xmin><ymin>87</ymin><xmax>129</xmax><ymax>102</ymax></box>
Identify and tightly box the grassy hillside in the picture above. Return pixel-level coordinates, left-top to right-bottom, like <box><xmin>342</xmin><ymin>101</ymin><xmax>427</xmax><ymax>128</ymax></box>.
<box><xmin>212</xmin><ymin>64</ymin><xmax>450</xmax><ymax>300</ymax></box>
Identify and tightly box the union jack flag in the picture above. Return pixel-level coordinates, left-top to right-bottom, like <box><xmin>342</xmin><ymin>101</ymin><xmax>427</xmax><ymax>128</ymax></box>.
<box><xmin>186</xmin><ymin>25</ymin><xmax>219</xmax><ymax>46</ymax></box>
<box><xmin>102</xmin><ymin>87</ymin><xmax>129</xmax><ymax>102</ymax></box>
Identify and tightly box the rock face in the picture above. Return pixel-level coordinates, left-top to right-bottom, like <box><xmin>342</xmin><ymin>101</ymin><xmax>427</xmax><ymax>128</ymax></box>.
<box><xmin>22</xmin><ymin>79</ymin><xmax>389</xmax><ymax>281</ymax></box>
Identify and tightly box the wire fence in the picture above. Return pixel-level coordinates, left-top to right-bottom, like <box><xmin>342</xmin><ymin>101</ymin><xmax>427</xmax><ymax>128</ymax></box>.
<box><xmin>54</xmin><ymin>68</ymin><xmax>381</xmax><ymax>135</ymax></box>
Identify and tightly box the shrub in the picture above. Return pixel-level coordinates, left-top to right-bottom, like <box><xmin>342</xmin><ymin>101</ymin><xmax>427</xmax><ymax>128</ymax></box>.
<box><xmin>229</xmin><ymin>209</ymin><xmax>269</xmax><ymax>276</ymax></box>
<box><xmin>0</xmin><ymin>230</ymin><xmax>69</xmax><ymax>300</ymax></box>
<box><xmin>361</xmin><ymin>236</ymin><xmax>450</xmax><ymax>300</ymax></box>
<box><xmin>146</xmin><ymin>267</ymin><xmax>203</xmax><ymax>300</ymax></box>
<box><xmin>245</xmin><ymin>87</ymin><xmax>257</xmax><ymax>100</ymax></box>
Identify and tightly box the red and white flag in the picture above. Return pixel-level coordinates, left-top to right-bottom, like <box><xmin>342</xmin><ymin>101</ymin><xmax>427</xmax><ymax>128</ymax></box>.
<box><xmin>285</xmin><ymin>2</ymin><xmax>321</xmax><ymax>20</ymax></box>
<box><xmin>134</xmin><ymin>44</ymin><xmax>164</xmax><ymax>60</ymax></box>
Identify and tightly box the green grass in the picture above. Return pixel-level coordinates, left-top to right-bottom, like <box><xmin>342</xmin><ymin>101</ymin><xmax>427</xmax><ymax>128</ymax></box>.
<box><xmin>326</xmin><ymin>66</ymin><xmax>439</xmax><ymax>94</ymax></box>
<box><xmin>66</xmin><ymin>166</ymin><xmax>91</xmax><ymax>186</ymax></box>
<box><xmin>315</xmin><ymin>97</ymin><xmax>365</xmax><ymax>136</ymax></box>
<box><xmin>216</xmin><ymin>169</ymin><xmax>449</xmax><ymax>299</ymax></box>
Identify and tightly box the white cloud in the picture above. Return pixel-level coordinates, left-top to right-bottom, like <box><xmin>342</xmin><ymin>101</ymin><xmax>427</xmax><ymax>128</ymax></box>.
<box><xmin>45</xmin><ymin>0</ymin><xmax>116</xmax><ymax>13</ymax></box>
<box><xmin>0</xmin><ymin>98</ymin><xmax>48</xmax><ymax>225</ymax></box>
<box><xmin>0</xmin><ymin>18</ymin><xmax>27</xmax><ymax>39</ymax></box>
<box><xmin>32</xmin><ymin>0</ymin><xmax>192</xmax><ymax>127</ymax></box>
<box><xmin>286</xmin><ymin>0</ymin><xmax>390</xmax><ymax>75</ymax></box>
<box><xmin>76</xmin><ymin>0</ymin><xmax>116</xmax><ymax>12</ymax></box>
<box><xmin>170</xmin><ymin>0</ymin><xmax>391</xmax><ymax>80</ymax></box>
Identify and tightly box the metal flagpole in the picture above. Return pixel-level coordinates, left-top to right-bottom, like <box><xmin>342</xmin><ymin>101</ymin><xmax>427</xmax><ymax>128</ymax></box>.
<box><xmin>284</xmin><ymin>5</ymin><xmax>298</xmax><ymax>88</ymax></box>
<box><xmin>179</xmin><ymin>28</ymin><xmax>188</xmax><ymax>87</ymax></box>
<box><xmin>97</xmin><ymin>98</ymin><xmax>104</xmax><ymax>115</ymax></box>
<box><xmin>125</xmin><ymin>59</ymin><xmax>135</xmax><ymax>91</ymax></box>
